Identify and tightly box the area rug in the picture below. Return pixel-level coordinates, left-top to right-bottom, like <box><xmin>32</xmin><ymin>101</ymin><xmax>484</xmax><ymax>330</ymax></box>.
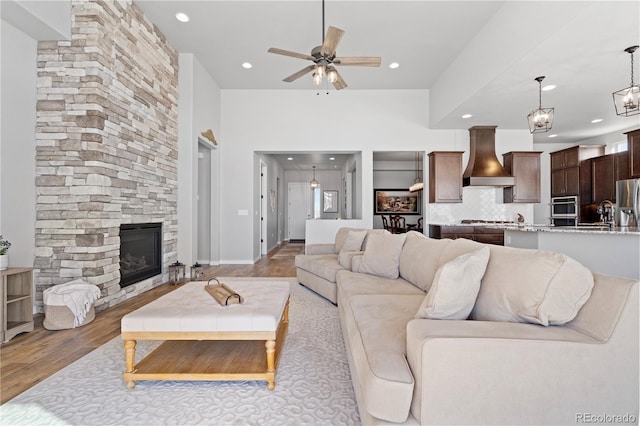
<box><xmin>270</xmin><ymin>244</ymin><xmax>304</xmax><ymax>259</ymax></box>
<box><xmin>0</xmin><ymin>278</ymin><xmax>360</xmax><ymax>426</ymax></box>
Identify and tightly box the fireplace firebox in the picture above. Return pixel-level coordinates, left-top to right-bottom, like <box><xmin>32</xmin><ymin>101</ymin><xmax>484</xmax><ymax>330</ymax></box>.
<box><xmin>120</xmin><ymin>223</ymin><xmax>162</xmax><ymax>288</ymax></box>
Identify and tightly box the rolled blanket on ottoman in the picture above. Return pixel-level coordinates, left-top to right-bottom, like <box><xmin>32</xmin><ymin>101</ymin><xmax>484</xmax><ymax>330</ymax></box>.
<box><xmin>43</xmin><ymin>279</ymin><xmax>101</xmax><ymax>329</ymax></box>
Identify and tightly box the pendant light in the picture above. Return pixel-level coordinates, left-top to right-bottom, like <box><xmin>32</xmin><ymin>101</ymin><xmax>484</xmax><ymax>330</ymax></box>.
<box><xmin>310</xmin><ymin>165</ymin><xmax>319</xmax><ymax>189</ymax></box>
<box><xmin>612</xmin><ymin>45</ymin><xmax>640</xmax><ymax>117</ymax></box>
<box><xmin>409</xmin><ymin>152</ymin><xmax>424</xmax><ymax>193</ymax></box>
<box><xmin>527</xmin><ymin>76</ymin><xmax>554</xmax><ymax>133</ymax></box>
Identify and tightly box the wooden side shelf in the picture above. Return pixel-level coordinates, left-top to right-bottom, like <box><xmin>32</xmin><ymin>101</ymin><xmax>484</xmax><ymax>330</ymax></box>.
<box><xmin>1</xmin><ymin>267</ymin><xmax>34</xmax><ymax>342</ymax></box>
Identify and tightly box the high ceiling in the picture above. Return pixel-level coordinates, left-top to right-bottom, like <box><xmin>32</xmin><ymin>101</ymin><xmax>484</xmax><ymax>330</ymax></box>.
<box><xmin>136</xmin><ymin>0</ymin><xmax>640</xmax><ymax>146</ymax></box>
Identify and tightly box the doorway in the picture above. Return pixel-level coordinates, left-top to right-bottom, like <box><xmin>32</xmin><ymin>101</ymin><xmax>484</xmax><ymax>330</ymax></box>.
<box><xmin>197</xmin><ymin>143</ymin><xmax>211</xmax><ymax>263</ymax></box>
<box><xmin>260</xmin><ymin>160</ymin><xmax>268</xmax><ymax>255</ymax></box>
<box><xmin>288</xmin><ymin>182</ymin><xmax>312</xmax><ymax>241</ymax></box>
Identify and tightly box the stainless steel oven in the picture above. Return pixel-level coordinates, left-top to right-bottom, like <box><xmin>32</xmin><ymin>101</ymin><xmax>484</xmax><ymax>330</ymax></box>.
<box><xmin>550</xmin><ymin>196</ymin><xmax>578</xmax><ymax>226</ymax></box>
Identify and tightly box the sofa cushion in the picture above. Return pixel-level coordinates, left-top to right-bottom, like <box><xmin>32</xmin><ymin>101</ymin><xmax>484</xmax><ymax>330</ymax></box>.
<box><xmin>358</xmin><ymin>233</ymin><xmax>406</xmax><ymax>279</ymax></box>
<box><xmin>472</xmin><ymin>245</ymin><xmax>595</xmax><ymax>326</ymax></box>
<box><xmin>346</xmin><ymin>294</ymin><xmax>423</xmax><ymax>422</ymax></box>
<box><xmin>336</xmin><ymin>270</ymin><xmax>425</xmax><ymax>305</ymax></box>
<box><xmin>294</xmin><ymin>254</ymin><xmax>344</xmax><ymax>283</ymax></box>
<box><xmin>415</xmin><ymin>246</ymin><xmax>490</xmax><ymax>320</ymax></box>
<box><xmin>399</xmin><ymin>233</ymin><xmax>451</xmax><ymax>292</ymax></box>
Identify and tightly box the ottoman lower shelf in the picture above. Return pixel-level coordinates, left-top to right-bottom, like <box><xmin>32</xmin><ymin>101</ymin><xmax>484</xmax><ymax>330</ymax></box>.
<box><xmin>126</xmin><ymin>335</ymin><xmax>287</xmax><ymax>382</ymax></box>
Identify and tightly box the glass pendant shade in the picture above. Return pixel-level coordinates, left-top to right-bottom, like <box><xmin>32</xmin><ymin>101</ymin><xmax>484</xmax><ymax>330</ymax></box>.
<box><xmin>310</xmin><ymin>166</ymin><xmax>319</xmax><ymax>188</ymax></box>
<box><xmin>312</xmin><ymin>71</ymin><xmax>322</xmax><ymax>86</ymax></box>
<box><xmin>327</xmin><ymin>67</ymin><xmax>338</xmax><ymax>83</ymax></box>
<box><xmin>527</xmin><ymin>76</ymin><xmax>554</xmax><ymax>134</ymax></box>
<box><xmin>613</xmin><ymin>46</ymin><xmax>640</xmax><ymax>117</ymax></box>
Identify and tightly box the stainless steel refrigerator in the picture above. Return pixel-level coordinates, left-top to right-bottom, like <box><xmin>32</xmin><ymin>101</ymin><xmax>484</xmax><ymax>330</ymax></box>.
<box><xmin>616</xmin><ymin>178</ymin><xmax>640</xmax><ymax>227</ymax></box>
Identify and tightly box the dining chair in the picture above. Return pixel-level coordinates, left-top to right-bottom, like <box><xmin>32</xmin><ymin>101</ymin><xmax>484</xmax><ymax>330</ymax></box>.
<box><xmin>390</xmin><ymin>215</ymin><xmax>406</xmax><ymax>233</ymax></box>
<box><xmin>381</xmin><ymin>215</ymin><xmax>393</xmax><ymax>233</ymax></box>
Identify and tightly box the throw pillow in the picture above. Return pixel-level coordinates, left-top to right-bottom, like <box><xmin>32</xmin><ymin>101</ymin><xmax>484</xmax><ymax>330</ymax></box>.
<box><xmin>337</xmin><ymin>230</ymin><xmax>368</xmax><ymax>269</ymax></box>
<box><xmin>471</xmin><ymin>246</ymin><xmax>594</xmax><ymax>326</ymax></box>
<box><xmin>415</xmin><ymin>246</ymin><xmax>490</xmax><ymax>320</ymax></box>
<box><xmin>338</xmin><ymin>250</ymin><xmax>363</xmax><ymax>270</ymax></box>
<box><xmin>359</xmin><ymin>233</ymin><xmax>407</xmax><ymax>279</ymax></box>
<box><xmin>342</xmin><ymin>230</ymin><xmax>368</xmax><ymax>252</ymax></box>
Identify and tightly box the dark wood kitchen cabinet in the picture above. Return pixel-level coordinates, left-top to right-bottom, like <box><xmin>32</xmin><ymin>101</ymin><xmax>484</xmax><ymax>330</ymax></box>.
<box><xmin>550</xmin><ymin>145</ymin><xmax>604</xmax><ymax>197</ymax></box>
<box><xmin>428</xmin><ymin>151</ymin><xmax>463</xmax><ymax>203</ymax></box>
<box><xmin>502</xmin><ymin>151</ymin><xmax>542</xmax><ymax>203</ymax></box>
<box><xmin>551</xmin><ymin>167</ymin><xmax>580</xmax><ymax>197</ymax></box>
<box><xmin>591</xmin><ymin>151</ymin><xmax>629</xmax><ymax>204</ymax></box>
<box><xmin>627</xmin><ymin>129</ymin><xmax>640</xmax><ymax>178</ymax></box>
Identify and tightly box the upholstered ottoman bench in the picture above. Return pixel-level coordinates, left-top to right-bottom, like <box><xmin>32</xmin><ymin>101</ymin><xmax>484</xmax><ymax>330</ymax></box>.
<box><xmin>121</xmin><ymin>280</ymin><xmax>290</xmax><ymax>390</ymax></box>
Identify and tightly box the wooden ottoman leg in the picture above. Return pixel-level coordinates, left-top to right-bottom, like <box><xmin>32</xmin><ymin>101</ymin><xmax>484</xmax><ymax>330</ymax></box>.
<box><xmin>265</xmin><ymin>339</ymin><xmax>276</xmax><ymax>390</ymax></box>
<box><xmin>124</xmin><ymin>339</ymin><xmax>137</xmax><ymax>390</ymax></box>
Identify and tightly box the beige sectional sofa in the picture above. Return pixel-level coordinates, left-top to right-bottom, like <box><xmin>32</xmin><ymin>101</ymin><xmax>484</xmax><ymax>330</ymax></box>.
<box><xmin>296</xmin><ymin>228</ymin><xmax>639</xmax><ymax>425</ymax></box>
<box><xmin>295</xmin><ymin>227</ymin><xmax>388</xmax><ymax>304</ymax></box>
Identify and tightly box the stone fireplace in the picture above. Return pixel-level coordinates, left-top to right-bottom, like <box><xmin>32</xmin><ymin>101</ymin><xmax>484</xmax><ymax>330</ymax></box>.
<box><xmin>33</xmin><ymin>0</ymin><xmax>179</xmax><ymax>312</ymax></box>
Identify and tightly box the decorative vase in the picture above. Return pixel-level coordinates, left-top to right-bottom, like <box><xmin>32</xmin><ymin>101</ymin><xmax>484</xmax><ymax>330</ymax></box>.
<box><xmin>0</xmin><ymin>254</ymin><xmax>8</xmax><ymax>271</ymax></box>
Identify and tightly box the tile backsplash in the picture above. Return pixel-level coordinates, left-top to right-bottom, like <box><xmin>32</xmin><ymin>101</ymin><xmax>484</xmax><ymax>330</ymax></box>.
<box><xmin>427</xmin><ymin>187</ymin><xmax>535</xmax><ymax>224</ymax></box>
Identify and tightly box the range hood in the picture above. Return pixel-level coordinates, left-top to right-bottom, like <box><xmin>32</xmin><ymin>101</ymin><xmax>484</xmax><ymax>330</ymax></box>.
<box><xmin>462</xmin><ymin>126</ymin><xmax>515</xmax><ymax>187</ymax></box>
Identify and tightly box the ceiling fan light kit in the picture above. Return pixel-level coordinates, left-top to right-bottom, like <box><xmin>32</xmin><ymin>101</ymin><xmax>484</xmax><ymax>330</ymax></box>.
<box><xmin>612</xmin><ymin>45</ymin><xmax>640</xmax><ymax>117</ymax></box>
<box><xmin>268</xmin><ymin>0</ymin><xmax>381</xmax><ymax>92</ymax></box>
<box><xmin>527</xmin><ymin>76</ymin><xmax>555</xmax><ymax>134</ymax></box>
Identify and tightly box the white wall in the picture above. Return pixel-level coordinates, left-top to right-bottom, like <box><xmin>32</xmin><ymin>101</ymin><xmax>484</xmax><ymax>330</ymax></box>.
<box><xmin>177</xmin><ymin>53</ymin><xmax>221</xmax><ymax>267</ymax></box>
<box><xmin>0</xmin><ymin>0</ymin><xmax>71</xmax><ymax>41</ymax></box>
<box><xmin>220</xmin><ymin>89</ymin><xmax>533</xmax><ymax>262</ymax></box>
<box><xmin>1</xmin><ymin>20</ymin><xmax>37</xmax><ymax>268</ymax></box>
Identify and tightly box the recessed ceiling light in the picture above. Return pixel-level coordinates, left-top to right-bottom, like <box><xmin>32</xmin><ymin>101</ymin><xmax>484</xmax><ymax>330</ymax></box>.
<box><xmin>287</xmin><ymin>157</ymin><xmax>293</xmax><ymax>161</ymax></box>
<box><xmin>542</xmin><ymin>84</ymin><xmax>556</xmax><ymax>91</ymax></box>
<box><xmin>462</xmin><ymin>114</ymin><xmax>473</xmax><ymax>119</ymax></box>
<box><xmin>389</xmin><ymin>62</ymin><xmax>399</xmax><ymax>69</ymax></box>
<box><xmin>590</xmin><ymin>118</ymin><xmax>603</xmax><ymax>123</ymax></box>
<box><xmin>175</xmin><ymin>12</ymin><xmax>189</xmax><ymax>22</ymax></box>
<box><xmin>548</xmin><ymin>134</ymin><xmax>558</xmax><ymax>138</ymax></box>
<box><xmin>242</xmin><ymin>62</ymin><xmax>252</xmax><ymax>69</ymax></box>
<box><xmin>329</xmin><ymin>157</ymin><xmax>335</xmax><ymax>161</ymax></box>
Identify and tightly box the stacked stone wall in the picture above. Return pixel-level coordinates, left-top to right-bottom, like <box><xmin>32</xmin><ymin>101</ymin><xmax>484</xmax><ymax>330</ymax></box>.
<box><xmin>35</xmin><ymin>0</ymin><xmax>178</xmax><ymax>311</ymax></box>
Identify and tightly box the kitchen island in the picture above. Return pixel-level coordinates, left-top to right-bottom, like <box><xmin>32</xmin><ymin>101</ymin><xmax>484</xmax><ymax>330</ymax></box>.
<box><xmin>502</xmin><ymin>225</ymin><xmax>640</xmax><ymax>279</ymax></box>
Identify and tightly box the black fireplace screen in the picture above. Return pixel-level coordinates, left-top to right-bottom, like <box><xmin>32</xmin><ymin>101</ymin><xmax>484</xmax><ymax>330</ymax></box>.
<box><xmin>120</xmin><ymin>223</ymin><xmax>162</xmax><ymax>287</ymax></box>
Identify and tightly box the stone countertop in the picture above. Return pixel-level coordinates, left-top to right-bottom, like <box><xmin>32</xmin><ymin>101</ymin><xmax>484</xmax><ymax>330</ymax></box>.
<box><xmin>500</xmin><ymin>225</ymin><xmax>640</xmax><ymax>235</ymax></box>
<box><xmin>430</xmin><ymin>223</ymin><xmax>640</xmax><ymax>235</ymax></box>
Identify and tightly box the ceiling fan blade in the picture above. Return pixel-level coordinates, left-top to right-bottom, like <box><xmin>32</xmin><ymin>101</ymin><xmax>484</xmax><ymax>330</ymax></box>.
<box><xmin>321</xmin><ymin>26</ymin><xmax>345</xmax><ymax>57</ymax></box>
<box><xmin>332</xmin><ymin>70</ymin><xmax>348</xmax><ymax>90</ymax></box>
<box><xmin>268</xmin><ymin>47</ymin><xmax>315</xmax><ymax>61</ymax></box>
<box><xmin>283</xmin><ymin>65</ymin><xmax>316</xmax><ymax>82</ymax></box>
<box><xmin>333</xmin><ymin>56</ymin><xmax>382</xmax><ymax>67</ymax></box>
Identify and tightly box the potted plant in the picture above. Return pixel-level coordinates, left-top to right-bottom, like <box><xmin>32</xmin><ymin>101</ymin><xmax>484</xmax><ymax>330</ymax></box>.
<box><xmin>0</xmin><ymin>235</ymin><xmax>11</xmax><ymax>271</ymax></box>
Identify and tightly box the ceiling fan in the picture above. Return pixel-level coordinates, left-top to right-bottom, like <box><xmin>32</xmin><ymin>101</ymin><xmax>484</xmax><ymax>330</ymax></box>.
<box><xmin>267</xmin><ymin>0</ymin><xmax>381</xmax><ymax>91</ymax></box>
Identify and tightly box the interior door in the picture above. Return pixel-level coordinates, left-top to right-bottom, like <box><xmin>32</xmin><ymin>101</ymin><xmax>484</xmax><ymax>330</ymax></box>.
<box><xmin>288</xmin><ymin>182</ymin><xmax>311</xmax><ymax>240</ymax></box>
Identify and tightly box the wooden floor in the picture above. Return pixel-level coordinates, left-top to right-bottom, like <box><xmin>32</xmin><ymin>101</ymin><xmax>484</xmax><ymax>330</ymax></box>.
<box><xmin>0</xmin><ymin>242</ymin><xmax>300</xmax><ymax>404</ymax></box>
